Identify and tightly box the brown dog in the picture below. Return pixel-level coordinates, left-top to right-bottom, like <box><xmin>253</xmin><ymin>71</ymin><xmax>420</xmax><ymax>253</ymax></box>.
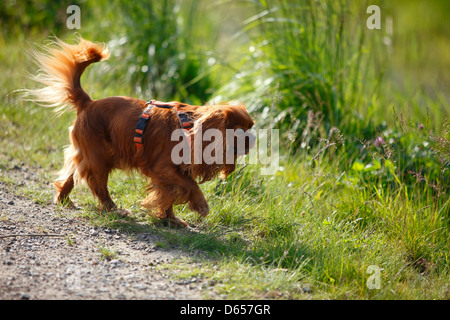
<box><xmin>23</xmin><ymin>36</ymin><xmax>255</xmax><ymax>227</ymax></box>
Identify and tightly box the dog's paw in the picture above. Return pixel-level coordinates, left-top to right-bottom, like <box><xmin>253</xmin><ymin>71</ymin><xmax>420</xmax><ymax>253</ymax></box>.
<box><xmin>199</xmin><ymin>204</ymin><xmax>209</xmax><ymax>217</ymax></box>
<box><xmin>55</xmin><ymin>197</ymin><xmax>78</xmax><ymax>210</ymax></box>
<box><xmin>111</xmin><ymin>208</ymin><xmax>132</xmax><ymax>217</ymax></box>
<box><xmin>190</xmin><ymin>200</ymin><xmax>209</xmax><ymax>217</ymax></box>
<box><xmin>165</xmin><ymin>217</ymin><xmax>189</xmax><ymax>228</ymax></box>
<box><xmin>101</xmin><ymin>206</ymin><xmax>132</xmax><ymax>218</ymax></box>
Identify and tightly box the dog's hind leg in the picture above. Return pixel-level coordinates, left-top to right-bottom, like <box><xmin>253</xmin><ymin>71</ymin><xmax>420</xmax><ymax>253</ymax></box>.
<box><xmin>55</xmin><ymin>174</ymin><xmax>75</xmax><ymax>207</ymax></box>
<box><xmin>84</xmin><ymin>169</ymin><xmax>115</xmax><ymax>211</ymax></box>
<box><xmin>81</xmin><ymin>166</ymin><xmax>130</xmax><ymax>216</ymax></box>
<box><xmin>54</xmin><ymin>142</ymin><xmax>77</xmax><ymax>207</ymax></box>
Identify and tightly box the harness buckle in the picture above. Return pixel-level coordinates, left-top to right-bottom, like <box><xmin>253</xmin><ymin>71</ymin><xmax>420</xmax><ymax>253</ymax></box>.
<box><xmin>135</xmin><ymin>99</ymin><xmax>194</xmax><ymax>154</ymax></box>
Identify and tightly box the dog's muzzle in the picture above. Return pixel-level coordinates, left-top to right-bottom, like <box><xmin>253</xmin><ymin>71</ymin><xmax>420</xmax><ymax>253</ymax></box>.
<box><xmin>233</xmin><ymin>129</ymin><xmax>256</xmax><ymax>156</ymax></box>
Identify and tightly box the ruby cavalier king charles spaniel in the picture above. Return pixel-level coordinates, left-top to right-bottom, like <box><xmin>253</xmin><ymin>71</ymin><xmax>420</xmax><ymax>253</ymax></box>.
<box><xmin>23</xmin><ymin>36</ymin><xmax>255</xmax><ymax>227</ymax></box>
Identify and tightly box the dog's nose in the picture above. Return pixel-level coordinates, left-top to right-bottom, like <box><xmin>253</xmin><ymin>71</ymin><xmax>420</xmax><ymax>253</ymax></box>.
<box><xmin>233</xmin><ymin>129</ymin><xmax>256</xmax><ymax>156</ymax></box>
<box><xmin>247</xmin><ymin>131</ymin><xmax>256</xmax><ymax>150</ymax></box>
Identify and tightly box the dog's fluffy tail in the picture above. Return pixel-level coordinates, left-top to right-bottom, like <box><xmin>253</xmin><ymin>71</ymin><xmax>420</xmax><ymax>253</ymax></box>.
<box><xmin>22</xmin><ymin>36</ymin><xmax>110</xmax><ymax>114</ymax></box>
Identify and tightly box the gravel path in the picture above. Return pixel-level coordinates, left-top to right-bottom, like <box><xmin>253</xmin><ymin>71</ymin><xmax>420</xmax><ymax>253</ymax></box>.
<box><xmin>0</xmin><ymin>182</ymin><xmax>214</xmax><ymax>300</ymax></box>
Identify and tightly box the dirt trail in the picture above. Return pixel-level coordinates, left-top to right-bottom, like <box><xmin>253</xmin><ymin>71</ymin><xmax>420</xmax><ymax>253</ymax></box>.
<box><xmin>0</xmin><ymin>182</ymin><xmax>214</xmax><ymax>300</ymax></box>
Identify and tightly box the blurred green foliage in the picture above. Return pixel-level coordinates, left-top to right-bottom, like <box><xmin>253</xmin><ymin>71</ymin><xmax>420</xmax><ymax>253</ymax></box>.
<box><xmin>1</xmin><ymin>0</ymin><xmax>216</xmax><ymax>104</ymax></box>
<box><xmin>1</xmin><ymin>0</ymin><xmax>68</xmax><ymax>37</ymax></box>
<box><xmin>85</xmin><ymin>0</ymin><xmax>215</xmax><ymax>103</ymax></box>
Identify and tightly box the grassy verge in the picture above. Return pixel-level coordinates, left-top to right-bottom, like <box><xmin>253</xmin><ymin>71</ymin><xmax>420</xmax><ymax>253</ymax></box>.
<box><xmin>1</xmin><ymin>98</ymin><xmax>448</xmax><ymax>299</ymax></box>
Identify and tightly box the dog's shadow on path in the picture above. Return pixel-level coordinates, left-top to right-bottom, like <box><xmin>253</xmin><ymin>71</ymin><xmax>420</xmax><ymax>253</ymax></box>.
<box><xmin>76</xmin><ymin>205</ymin><xmax>251</xmax><ymax>262</ymax></box>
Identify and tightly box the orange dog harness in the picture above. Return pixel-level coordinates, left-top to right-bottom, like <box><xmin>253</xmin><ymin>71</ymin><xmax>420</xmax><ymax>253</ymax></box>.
<box><xmin>134</xmin><ymin>100</ymin><xmax>194</xmax><ymax>153</ymax></box>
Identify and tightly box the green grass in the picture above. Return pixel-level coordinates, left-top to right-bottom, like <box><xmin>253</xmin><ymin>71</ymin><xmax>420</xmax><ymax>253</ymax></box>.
<box><xmin>98</xmin><ymin>245</ymin><xmax>119</xmax><ymax>261</ymax></box>
<box><xmin>1</xmin><ymin>0</ymin><xmax>449</xmax><ymax>299</ymax></box>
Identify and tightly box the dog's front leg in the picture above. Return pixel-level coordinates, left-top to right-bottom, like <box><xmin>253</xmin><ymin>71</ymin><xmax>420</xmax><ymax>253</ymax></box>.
<box><xmin>187</xmin><ymin>180</ymin><xmax>209</xmax><ymax>218</ymax></box>
<box><xmin>163</xmin><ymin>206</ymin><xmax>189</xmax><ymax>228</ymax></box>
<box><xmin>142</xmin><ymin>165</ymin><xmax>209</xmax><ymax>226</ymax></box>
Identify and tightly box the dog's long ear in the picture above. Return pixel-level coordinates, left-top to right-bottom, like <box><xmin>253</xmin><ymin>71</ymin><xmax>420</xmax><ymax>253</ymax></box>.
<box><xmin>188</xmin><ymin>108</ymin><xmax>229</xmax><ymax>183</ymax></box>
<box><xmin>192</xmin><ymin>108</ymin><xmax>228</xmax><ymax>166</ymax></box>
<box><xmin>193</xmin><ymin>108</ymin><xmax>227</xmax><ymax>134</ymax></box>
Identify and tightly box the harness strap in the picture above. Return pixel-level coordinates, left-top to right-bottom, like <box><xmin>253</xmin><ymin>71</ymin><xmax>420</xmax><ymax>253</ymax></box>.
<box><xmin>134</xmin><ymin>111</ymin><xmax>151</xmax><ymax>152</ymax></box>
<box><xmin>134</xmin><ymin>100</ymin><xmax>194</xmax><ymax>155</ymax></box>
